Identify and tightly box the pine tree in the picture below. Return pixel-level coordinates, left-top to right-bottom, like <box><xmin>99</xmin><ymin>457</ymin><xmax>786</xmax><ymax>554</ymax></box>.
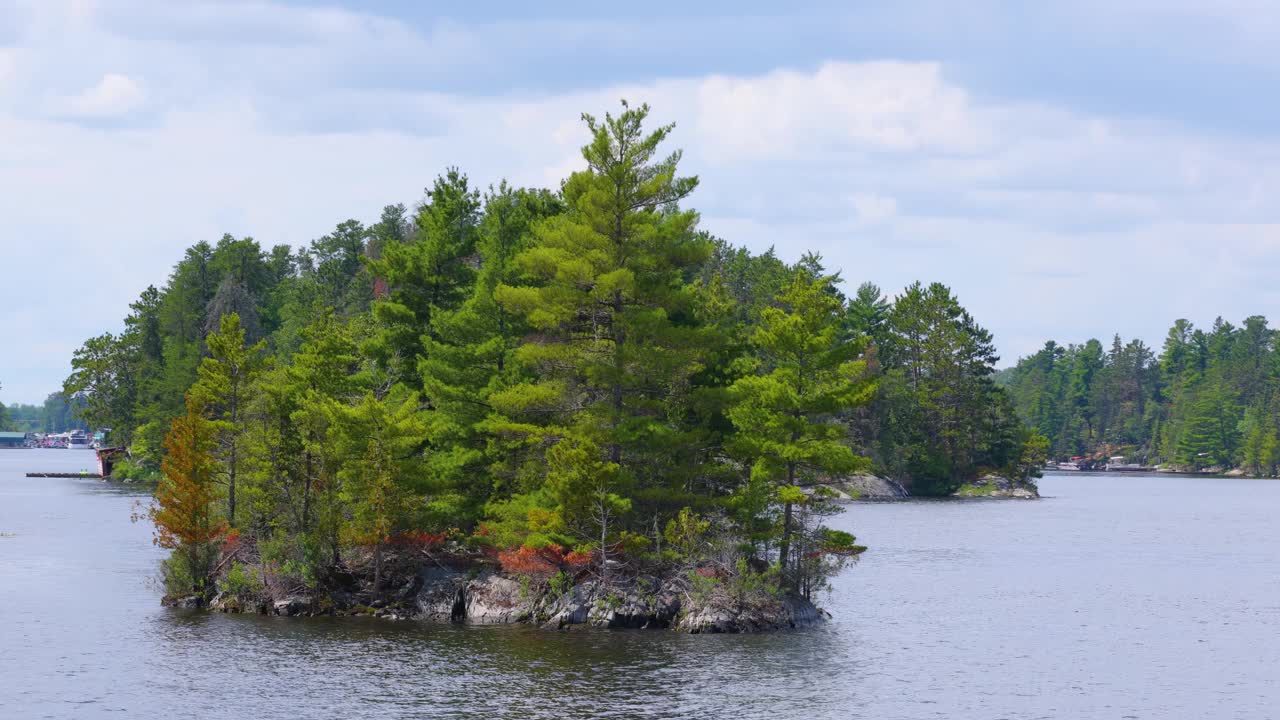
<box><xmin>726</xmin><ymin>268</ymin><xmax>875</xmax><ymax>587</ymax></box>
<box><xmin>494</xmin><ymin>100</ymin><xmax>708</xmax><ymax>512</ymax></box>
<box><xmin>881</xmin><ymin>282</ymin><xmax>1000</xmax><ymax>490</ymax></box>
<box><xmin>419</xmin><ymin>184</ymin><xmax>563</xmax><ymax>515</ymax></box>
<box><xmin>367</xmin><ymin>169</ymin><xmax>482</xmax><ymax>387</ymax></box>
<box><xmin>333</xmin><ymin>389</ymin><xmax>430</xmax><ymax>594</ymax></box>
<box><xmin>191</xmin><ymin>313</ymin><xmax>266</xmax><ymax>527</ymax></box>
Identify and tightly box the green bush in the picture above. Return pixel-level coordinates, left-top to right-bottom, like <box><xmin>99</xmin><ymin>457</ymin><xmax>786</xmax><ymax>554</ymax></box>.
<box><xmin>160</xmin><ymin>543</ymin><xmax>219</xmax><ymax>597</ymax></box>
<box><xmin>955</xmin><ymin>482</ymin><xmax>997</xmax><ymax>497</ymax></box>
<box><xmin>257</xmin><ymin>531</ymin><xmax>330</xmax><ymax>589</ymax></box>
<box><xmin>218</xmin><ymin>561</ymin><xmax>265</xmax><ymax>600</ymax></box>
<box><xmin>687</xmin><ymin>569</ymin><xmax>720</xmax><ymax>605</ymax></box>
<box><xmin>548</xmin><ymin>570</ymin><xmax>573</xmax><ymax>599</ymax></box>
<box><xmin>110</xmin><ymin>456</ymin><xmax>160</xmax><ymax>483</ymax></box>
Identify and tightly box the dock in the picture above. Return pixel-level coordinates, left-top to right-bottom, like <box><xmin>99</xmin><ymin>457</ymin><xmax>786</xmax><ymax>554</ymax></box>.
<box><xmin>25</xmin><ymin>472</ymin><xmax>105</xmax><ymax>479</ymax></box>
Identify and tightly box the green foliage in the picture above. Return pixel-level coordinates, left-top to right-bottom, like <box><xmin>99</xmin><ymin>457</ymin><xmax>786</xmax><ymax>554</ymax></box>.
<box><xmin>58</xmin><ymin>99</ymin><xmax>1056</xmax><ymax>605</ymax></box>
<box><xmin>686</xmin><ymin>568</ymin><xmax>721</xmax><ymax>606</ymax></box>
<box><xmin>663</xmin><ymin>507</ymin><xmax>711</xmax><ymax>561</ymax></box>
<box><xmin>867</xmin><ymin>281</ymin><xmax>1009</xmax><ymax>494</ymax></box>
<box><xmin>1016</xmin><ymin>431</ymin><xmax>1051</xmax><ymax>481</ymax></box>
<box><xmin>258</xmin><ymin>532</ymin><xmax>330</xmax><ymax>590</ymax></box>
<box><xmin>1</xmin><ymin>394</ymin><xmax>86</xmax><ymax>433</ymax></box>
<box><xmin>726</xmin><ymin>267</ymin><xmax>874</xmax><ymax>588</ymax></box>
<box><xmin>190</xmin><ymin>313</ymin><xmax>267</xmax><ymax>527</ymax></box>
<box><xmin>109</xmin><ymin>456</ymin><xmax>161</xmax><ymax>483</ymax></box>
<box><xmin>161</xmin><ymin>551</ymin><xmax>212</xmax><ymax>597</ymax></box>
<box><xmin>218</xmin><ymin>561</ymin><xmax>265</xmax><ymax>601</ymax></box>
<box><xmin>1005</xmin><ymin>314</ymin><xmax>1279</xmax><ymax>473</ymax></box>
<box><xmin>547</xmin><ymin>570</ymin><xmax>574</xmax><ymax>599</ymax></box>
<box><xmin>494</xmin><ymin>100</ymin><xmax>710</xmax><ymax>508</ymax></box>
<box><xmin>954</xmin><ymin>481</ymin><xmax>998</xmax><ymax>497</ymax></box>
<box><xmin>63</xmin><ymin>332</ymin><xmax>139</xmax><ymax>444</ymax></box>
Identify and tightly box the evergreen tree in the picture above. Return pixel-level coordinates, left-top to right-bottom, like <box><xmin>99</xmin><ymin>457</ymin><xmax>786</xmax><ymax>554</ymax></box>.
<box><xmin>727</xmin><ymin>269</ymin><xmax>874</xmax><ymax>587</ymax></box>
<box><xmin>420</xmin><ymin>184</ymin><xmax>563</xmax><ymax>517</ymax></box>
<box><xmin>332</xmin><ymin>388</ymin><xmax>430</xmax><ymax>594</ymax></box>
<box><xmin>367</xmin><ymin>169</ymin><xmax>482</xmax><ymax>387</ymax></box>
<box><xmin>307</xmin><ymin>219</ymin><xmax>373</xmax><ymax>314</ymax></box>
<box><xmin>191</xmin><ymin>313</ymin><xmax>267</xmax><ymax>527</ymax></box>
<box><xmin>878</xmin><ymin>282</ymin><xmax>1002</xmax><ymax>491</ymax></box>
<box><xmin>494</xmin><ymin>100</ymin><xmax>707</xmax><ymax>511</ymax></box>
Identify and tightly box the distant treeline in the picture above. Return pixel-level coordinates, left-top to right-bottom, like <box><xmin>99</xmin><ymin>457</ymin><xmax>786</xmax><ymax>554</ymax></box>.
<box><xmin>62</xmin><ymin>102</ymin><xmax>1043</xmax><ymax>602</ymax></box>
<box><xmin>0</xmin><ymin>392</ymin><xmax>84</xmax><ymax>433</ymax></box>
<box><xmin>1001</xmin><ymin>316</ymin><xmax>1280</xmax><ymax>472</ymax></box>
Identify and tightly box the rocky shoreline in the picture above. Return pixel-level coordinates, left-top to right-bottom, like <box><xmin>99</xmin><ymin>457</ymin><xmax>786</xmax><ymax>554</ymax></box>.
<box><xmin>831</xmin><ymin>472</ymin><xmax>1039</xmax><ymax>500</ymax></box>
<box><xmin>951</xmin><ymin>474</ymin><xmax>1040</xmax><ymax>499</ymax></box>
<box><xmin>165</xmin><ymin>566</ymin><xmax>827</xmax><ymax>634</ymax></box>
<box><xmin>829</xmin><ymin>473</ymin><xmax>911</xmax><ymax>501</ymax></box>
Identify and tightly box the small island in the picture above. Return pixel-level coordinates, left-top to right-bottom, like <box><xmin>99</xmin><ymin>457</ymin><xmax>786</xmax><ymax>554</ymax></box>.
<box><xmin>60</xmin><ymin>102</ymin><xmax>1046</xmax><ymax>632</ymax></box>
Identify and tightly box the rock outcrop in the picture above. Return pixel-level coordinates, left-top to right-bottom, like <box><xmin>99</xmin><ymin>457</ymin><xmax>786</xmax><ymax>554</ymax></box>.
<box><xmin>952</xmin><ymin>474</ymin><xmax>1039</xmax><ymax>499</ymax></box>
<box><xmin>410</xmin><ymin>571</ymin><xmax>820</xmax><ymax>633</ymax></box>
<box><xmin>675</xmin><ymin>592</ymin><xmax>824</xmax><ymax>633</ymax></box>
<box><xmin>831</xmin><ymin>473</ymin><xmax>910</xmax><ymax>500</ymax></box>
<box><xmin>161</xmin><ymin>594</ymin><xmax>204</xmax><ymax>609</ymax></box>
<box><xmin>272</xmin><ymin>595</ymin><xmax>315</xmax><ymax>616</ymax></box>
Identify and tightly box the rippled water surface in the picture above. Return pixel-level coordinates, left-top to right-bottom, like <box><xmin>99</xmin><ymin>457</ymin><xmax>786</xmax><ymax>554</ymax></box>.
<box><xmin>3</xmin><ymin>449</ymin><xmax>1279</xmax><ymax>719</ymax></box>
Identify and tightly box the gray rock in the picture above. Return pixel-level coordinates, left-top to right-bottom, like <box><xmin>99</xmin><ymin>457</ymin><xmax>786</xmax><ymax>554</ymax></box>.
<box><xmin>953</xmin><ymin>473</ymin><xmax>1040</xmax><ymax>499</ymax></box>
<box><xmin>541</xmin><ymin>583</ymin><xmax>594</xmax><ymax>628</ymax></box>
<box><xmin>676</xmin><ymin>592</ymin><xmax>824</xmax><ymax>633</ymax></box>
<box><xmin>538</xmin><ymin>578</ymin><xmax>682</xmax><ymax>630</ymax></box>
<box><xmin>415</xmin><ymin>568</ymin><xmax>467</xmax><ymax>622</ymax></box>
<box><xmin>163</xmin><ymin>594</ymin><xmax>203</xmax><ymax>609</ymax></box>
<box><xmin>329</xmin><ymin>589</ymin><xmax>355</xmax><ymax>611</ymax></box>
<box><xmin>209</xmin><ymin>593</ymin><xmax>242</xmax><ymax>613</ymax></box>
<box><xmin>410</xmin><ymin>568</ymin><xmax>820</xmax><ymax>633</ymax></box>
<box><xmin>272</xmin><ymin>595</ymin><xmax>314</xmax><ymax>616</ymax></box>
<box><xmin>464</xmin><ymin>573</ymin><xmax>532</xmax><ymax>624</ymax></box>
<box><xmin>832</xmin><ymin>473</ymin><xmax>910</xmax><ymax>500</ymax></box>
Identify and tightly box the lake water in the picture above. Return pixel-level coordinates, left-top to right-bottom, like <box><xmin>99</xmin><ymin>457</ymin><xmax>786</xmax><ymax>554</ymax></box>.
<box><xmin>2</xmin><ymin>449</ymin><xmax>1278</xmax><ymax>719</ymax></box>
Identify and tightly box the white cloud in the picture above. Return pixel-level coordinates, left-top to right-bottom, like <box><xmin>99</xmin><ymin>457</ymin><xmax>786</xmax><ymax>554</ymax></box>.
<box><xmin>849</xmin><ymin>193</ymin><xmax>898</xmax><ymax>224</ymax></box>
<box><xmin>3</xmin><ymin>2</ymin><xmax>1280</xmax><ymax>403</ymax></box>
<box><xmin>59</xmin><ymin>72</ymin><xmax>145</xmax><ymax>116</ymax></box>
<box><xmin>0</xmin><ymin>49</ymin><xmax>17</xmax><ymax>90</ymax></box>
<box><xmin>693</xmin><ymin>62</ymin><xmax>983</xmax><ymax>161</ymax></box>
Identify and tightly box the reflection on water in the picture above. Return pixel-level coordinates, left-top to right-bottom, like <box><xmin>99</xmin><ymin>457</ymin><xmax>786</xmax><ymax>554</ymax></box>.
<box><xmin>3</xmin><ymin>450</ymin><xmax>1279</xmax><ymax>719</ymax></box>
<box><xmin>139</xmin><ymin>606</ymin><xmax>859</xmax><ymax>719</ymax></box>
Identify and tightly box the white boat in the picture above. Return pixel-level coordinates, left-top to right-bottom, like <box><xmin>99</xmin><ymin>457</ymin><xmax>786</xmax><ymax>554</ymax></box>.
<box><xmin>1104</xmin><ymin>456</ymin><xmax>1154</xmax><ymax>472</ymax></box>
<box><xmin>67</xmin><ymin>431</ymin><xmax>91</xmax><ymax>450</ymax></box>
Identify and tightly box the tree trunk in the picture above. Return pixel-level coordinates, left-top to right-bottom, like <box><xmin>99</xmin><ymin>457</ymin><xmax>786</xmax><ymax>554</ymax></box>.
<box><xmin>610</xmin><ymin>287</ymin><xmax>624</xmax><ymax>465</ymax></box>
<box><xmin>302</xmin><ymin>448</ymin><xmax>312</xmax><ymax>531</ymax></box>
<box><xmin>779</xmin><ymin>461</ymin><xmax>796</xmax><ymax>588</ymax></box>
<box><xmin>599</xmin><ymin>505</ymin><xmax>610</xmax><ymax>584</ymax></box>
<box><xmin>228</xmin><ymin>440</ymin><xmax>237</xmax><ymax>527</ymax></box>
<box><xmin>779</xmin><ymin>502</ymin><xmax>793</xmax><ymax>587</ymax></box>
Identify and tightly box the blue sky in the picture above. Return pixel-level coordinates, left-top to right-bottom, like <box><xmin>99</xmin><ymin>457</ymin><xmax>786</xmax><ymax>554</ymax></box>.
<box><xmin>3</xmin><ymin>0</ymin><xmax>1280</xmax><ymax>404</ymax></box>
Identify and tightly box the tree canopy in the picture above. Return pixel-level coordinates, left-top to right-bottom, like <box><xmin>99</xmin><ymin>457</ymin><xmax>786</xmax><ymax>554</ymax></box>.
<box><xmin>1002</xmin><ymin>314</ymin><xmax>1280</xmax><ymax>473</ymax></box>
<box><xmin>65</xmin><ymin>101</ymin><xmax>1037</xmax><ymax>604</ymax></box>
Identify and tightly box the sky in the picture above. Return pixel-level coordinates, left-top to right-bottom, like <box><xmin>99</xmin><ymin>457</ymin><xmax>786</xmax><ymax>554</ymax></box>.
<box><xmin>3</xmin><ymin>0</ymin><xmax>1280</xmax><ymax>404</ymax></box>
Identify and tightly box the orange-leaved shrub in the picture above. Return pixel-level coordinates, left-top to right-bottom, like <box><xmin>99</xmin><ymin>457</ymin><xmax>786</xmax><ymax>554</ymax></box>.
<box><xmin>498</xmin><ymin>544</ymin><xmax>593</xmax><ymax>578</ymax></box>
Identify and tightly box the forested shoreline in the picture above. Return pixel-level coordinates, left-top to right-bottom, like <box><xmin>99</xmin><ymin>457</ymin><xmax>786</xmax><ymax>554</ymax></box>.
<box><xmin>1002</xmin><ymin>316</ymin><xmax>1280</xmax><ymax>474</ymax></box>
<box><xmin>0</xmin><ymin>393</ymin><xmax>85</xmax><ymax>434</ymax></box>
<box><xmin>55</xmin><ymin>102</ymin><xmax>1044</xmax><ymax>628</ymax></box>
